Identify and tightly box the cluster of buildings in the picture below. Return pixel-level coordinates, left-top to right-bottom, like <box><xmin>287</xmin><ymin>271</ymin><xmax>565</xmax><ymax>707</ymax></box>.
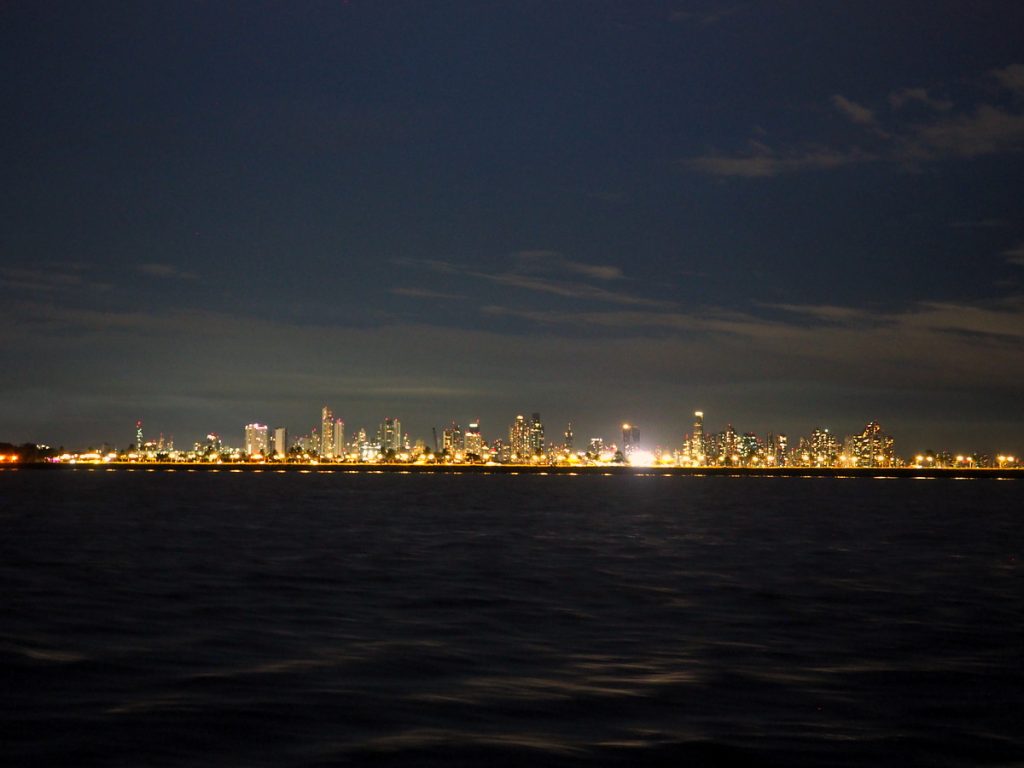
<box><xmin>90</xmin><ymin>410</ymin><xmax>1014</xmax><ymax>469</ymax></box>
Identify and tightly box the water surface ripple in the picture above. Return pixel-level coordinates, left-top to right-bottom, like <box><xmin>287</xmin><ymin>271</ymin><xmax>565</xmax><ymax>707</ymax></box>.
<box><xmin>1</xmin><ymin>473</ymin><xmax>1021</xmax><ymax>766</ymax></box>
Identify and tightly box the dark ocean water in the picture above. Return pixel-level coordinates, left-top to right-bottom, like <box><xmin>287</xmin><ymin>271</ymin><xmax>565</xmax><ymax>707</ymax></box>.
<box><xmin>1</xmin><ymin>470</ymin><xmax>1022</xmax><ymax>767</ymax></box>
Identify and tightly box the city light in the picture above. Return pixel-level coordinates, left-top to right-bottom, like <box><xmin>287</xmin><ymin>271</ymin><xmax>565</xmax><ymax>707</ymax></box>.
<box><xmin>18</xmin><ymin>409</ymin><xmax>1018</xmax><ymax>471</ymax></box>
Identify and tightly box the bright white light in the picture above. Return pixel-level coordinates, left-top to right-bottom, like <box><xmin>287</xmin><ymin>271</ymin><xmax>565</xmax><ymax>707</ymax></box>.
<box><xmin>627</xmin><ymin>450</ymin><xmax>656</xmax><ymax>467</ymax></box>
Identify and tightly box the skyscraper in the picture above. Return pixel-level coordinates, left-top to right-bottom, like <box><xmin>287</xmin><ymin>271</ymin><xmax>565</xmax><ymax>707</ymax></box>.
<box><xmin>529</xmin><ymin>412</ymin><xmax>545</xmax><ymax>455</ymax></box>
<box><xmin>509</xmin><ymin>415</ymin><xmax>530</xmax><ymax>460</ymax></box>
<box><xmin>465</xmin><ymin>421</ymin><xmax>483</xmax><ymax>457</ymax></box>
<box><xmin>244</xmin><ymin>423</ymin><xmax>269</xmax><ymax>457</ymax></box>
<box><xmin>442</xmin><ymin>422</ymin><xmax>464</xmax><ymax>454</ymax></box>
<box><xmin>846</xmin><ymin>421</ymin><xmax>894</xmax><ymax>468</ymax></box>
<box><xmin>274</xmin><ymin>427</ymin><xmax>288</xmax><ymax>458</ymax></box>
<box><xmin>135</xmin><ymin>420</ymin><xmax>143</xmax><ymax>452</ymax></box>
<box><xmin>621</xmin><ymin>423</ymin><xmax>640</xmax><ymax>454</ymax></box>
<box><xmin>379</xmin><ymin>417</ymin><xmax>401</xmax><ymax>453</ymax></box>
<box><xmin>333</xmin><ymin>418</ymin><xmax>345</xmax><ymax>459</ymax></box>
<box><xmin>321</xmin><ymin>406</ymin><xmax>334</xmax><ymax>459</ymax></box>
<box><xmin>564</xmin><ymin>422</ymin><xmax>574</xmax><ymax>451</ymax></box>
<box><xmin>691</xmin><ymin>411</ymin><xmax>705</xmax><ymax>464</ymax></box>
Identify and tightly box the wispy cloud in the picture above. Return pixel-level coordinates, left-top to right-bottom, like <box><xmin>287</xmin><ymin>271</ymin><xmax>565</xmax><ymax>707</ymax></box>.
<box><xmin>513</xmin><ymin>250</ymin><xmax>624</xmax><ymax>281</ymax></box>
<box><xmin>686</xmin><ymin>64</ymin><xmax>1024</xmax><ymax>177</ymax></box>
<box><xmin>990</xmin><ymin>63</ymin><xmax>1024</xmax><ymax>95</ymax></box>
<box><xmin>888</xmin><ymin>87</ymin><xmax>953</xmax><ymax>112</ymax></box>
<box><xmin>136</xmin><ymin>263</ymin><xmax>198</xmax><ymax>281</ymax></box>
<box><xmin>0</xmin><ymin>265</ymin><xmax>112</xmax><ymax>294</ymax></box>
<box><xmin>685</xmin><ymin>142</ymin><xmax>872</xmax><ymax>178</ymax></box>
<box><xmin>1001</xmin><ymin>242</ymin><xmax>1024</xmax><ymax>266</ymax></box>
<box><xmin>831</xmin><ymin>94</ymin><xmax>876</xmax><ymax>125</ymax></box>
<box><xmin>403</xmin><ymin>254</ymin><xmax>663</xmax><ymax>307</ymax></box>
<box><xmin>907</xmin><ymin>104</ymin><xmax>1024</xmax><ymax>159</ymax></box>
<box><xmin>390</xmin><ymin>286</ymin><xmax>465</xmax><ymax>300</ymax></box>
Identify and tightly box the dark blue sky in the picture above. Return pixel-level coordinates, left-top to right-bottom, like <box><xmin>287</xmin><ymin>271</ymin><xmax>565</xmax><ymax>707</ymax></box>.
<box><xmin>3</xmin><ymin>1</ymin><xmax>1023</xmax><ymax>452</ymax></box>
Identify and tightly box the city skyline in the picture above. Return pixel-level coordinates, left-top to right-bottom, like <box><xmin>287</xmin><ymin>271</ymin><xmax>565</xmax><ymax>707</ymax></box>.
<box><xmin>18</xmin><ymin>407</ymin><xmax>1013</xmax><ymax>468</ymax></box>
<box><xmin>3</xmin><ymin>3</ymin><xmax>1023</xmax><ymax>450</ymax></box>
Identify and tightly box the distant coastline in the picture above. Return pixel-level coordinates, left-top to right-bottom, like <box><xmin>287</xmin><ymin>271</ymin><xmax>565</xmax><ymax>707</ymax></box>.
<box><xmin>5</xmin><ymin>462</ymin><xmax>1022</xmax><ymax>480</ymax></box>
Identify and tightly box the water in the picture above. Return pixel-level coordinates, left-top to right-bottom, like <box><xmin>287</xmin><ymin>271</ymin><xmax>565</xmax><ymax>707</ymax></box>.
<box><xmin>1</xmin><ymin>470</ymin><xmax>1022</xmax><ymax>766</ymax></box>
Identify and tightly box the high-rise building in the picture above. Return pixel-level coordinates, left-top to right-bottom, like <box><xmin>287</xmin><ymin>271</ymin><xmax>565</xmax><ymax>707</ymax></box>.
<box><xmin>379</xmin><ymin>417</ymin><xmax>401</xmax><ymax>453</ymax></box>
<box><xmin>333</xmin><ymin>419</ymin><xmax>345</xmax><ymax>459</ymax></box>
<box><xmin>529</xmin><ymin>412</ymin><xmax>545</xmax><ymax>455</ymax></box>
<box><xmin>274</xmin><ymin>427</ymin><xmax>288</xmax><ymax>458</ymax></box>
<box><xmin>719</xmin><ymin>424</ymin><xmax>738</xmax><ymax>465</ymax></box>
<box><xmin>691</xmin><ymin>411</ymin><xmax>705</xmax><ymax>465</ymax></box>
<box><xmin>510</xmin><ymin>414</ymin><xmax>530</xmax><ymax>460</ymax></box>
<box><xmin>321</xmin><ymin>406</ymin><xmax>334</xmax><ymax>459</ymax></box>
<box><xmin>810</xmin><ymin>428</ymin><xmax>840</xmax><ymax>466</ymax></box>
<box><xmin>564</xmin><ymin>423</ymin><xmax>574</xmax><ymax>451</ymax></box>
<box><xmin>442</xmin><ymin>422</ymin><xmax>464</xmax><ymax>454</ymax></box>
<box><xmin>135</xmin><ymin>420</ymin><xmax>144</xmax><ymax>452</ymax></box>
<box><xmin>846</xmin><ymin>421</ymin><xmax>895</xmax><ymax>467</ymax></box>
<box><xmin>465</xmin><ymin>421</ymin><xmax>483</xmax><ymax>457</ymax></box>
<box><xmin>244</xmin><ymin>423</ymin><xmax>269</xmax><ymax>457</ymax></box>
<box><xmin>621</xmin><ymin>423</ymin><xmax>640</xmax><ymax>454</ymax></box>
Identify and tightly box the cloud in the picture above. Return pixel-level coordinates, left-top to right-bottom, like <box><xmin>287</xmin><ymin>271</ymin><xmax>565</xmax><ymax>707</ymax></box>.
<box><xmin>390</xmin><ymin>286</ymin><xmax>465</xmax><ymax>300</ymax></box>
<box><xmin>1001</xmin><ymin>243</ymin><xmax>1024</xmax><ymax>266</ymax></box>
<box><xmin>888</xmin><ymin>87</ymin><xmax>953</xmax><ymax>112</ymax></box>
<box><xmin>513</xmin><ymin>250</ymin><xmax>624</xmax><ymax>281</ymax></box>
<box><xmin>831</xmin><ymin>94</ymin><xmax>876</xmax><ymax>125</ymax></box>
<box><xmin>477</xmin><ymin>272</ymin><xmax>669</xmax><ymax>308</ymax></box>
<box><xmin>136</xmin><ymin>263</ymin><xmax>198</xmax><ymax>280</ymax></box>
<box><xmin>404</xmin><ymin>255</ymin><xmax>662</xmax><ymax>307</ymax></box>
<box><xmin>6</xmin><ymin>294</ymin><xmax>1023</xmax><ymax>449</ymax></box>
<box><xmin>685</xmin><ymin>142</ymin><xmax>871</xmax><ymax>177</ymax></box>
<box><xmin>907</xmin><ymin>104</ymin><xmax>1024</xmax><ymax>159</ymax></box>
<box><xmin>990</xmin><ymin>63</ymin><xmax>1024</xmax><ymax>94</ymax></box>
<box><xmin>0</xmin><ymin>265</ymin><xmax>112</xmax><ymax>294</ymax></box>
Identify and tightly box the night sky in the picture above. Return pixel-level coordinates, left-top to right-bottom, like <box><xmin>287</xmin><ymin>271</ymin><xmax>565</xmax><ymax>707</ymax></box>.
<box><xmin>3</xmin><ymin>1</ymin><xmax>1023</xmax><ymax>452</ymax></box>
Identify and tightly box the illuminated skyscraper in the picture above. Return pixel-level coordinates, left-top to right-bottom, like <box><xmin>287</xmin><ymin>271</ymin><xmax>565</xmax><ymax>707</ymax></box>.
<box><xmin>244</xmin><ymin>423</ymin><xmax>269</xmax><ymax>457</ymax></box>
<box><xmin>465</xmin><ymin>421</ymin><xmax>483</xmax><ymax>457</ymax></box>
<box><xmin>442</xmin><ymin>422</ymin><xmax>464</xmax><ymax>454</ymax></box>
<box><xmin>564</xmin><ymin>423</ymin><xmax>574</xmax><ymax>451</ymax></box>
<box><xmin>691</xmin><ymin>411</ymin><xmax>705</xmax><ymax>464</ymax></box>
<box><xmin>810</xmin><ymin>428</ymin><xmax>840</xmax><ymax>466</ymax></box>
<box><xmin>509</xmin><ymin>415</ymin><xmax>530</xmax><ymax>460</ymax></box>
<box><xmin>135</xmin><ymin>420</ymin><xmax>143</xmax><ymax>451</ymax></box>
<box><xmin>529</xmin><ymin>413</ymin><xmax>545</xmax><ymax>455</ymax></box>
<box><xmin>321</xmin><ymin>406</ymin><xmax>334</xmax><ymax>458</ymax></box>
<box><xmin>379</xmin><ymin>417</ymin><xmax>401</xmax><ymax>453</ymax></box>
<box><xmin>846</xmin><ymin>421</ymin><xmax>895</xmax><ymax>467</ymax></box>
<box><xmin>621</xmin><ymin>423</ymin><xmax>640</xmax><ymax>454</ymax></box>
<box><xmin>274</xmin><ymin>427</ymin><xmax>288</xmax><ymax>458</ymax></box>
<box><xmin>333</xmin><ymin>419</ymin><xmax>345</xmax><ymax>458</ymax></box>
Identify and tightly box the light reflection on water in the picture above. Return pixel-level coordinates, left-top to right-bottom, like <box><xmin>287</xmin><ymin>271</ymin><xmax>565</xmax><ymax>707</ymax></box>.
<box><xmin>0</xmin><ymin>473</ymin><xmax>1021</xmax><ymax>767</ymax></box>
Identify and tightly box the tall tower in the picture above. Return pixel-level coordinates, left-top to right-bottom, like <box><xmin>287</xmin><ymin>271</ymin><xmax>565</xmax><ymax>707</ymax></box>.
<box><xmin>321</xmin><ymin>406</ymin><xmax>334</xmax><ymax>458</ymax></box>
<box><xmin>465</xmin><ymin>421</ymin><xmax>483</xmax><ymax>457</ymax></box>
<box><xmin>529</xmin><ymin>412</ymin><xmax>545</xmax><ymax>455</ymax></box>
<box><xmin>274</xmin><ymin>427</ymin><xmax>288</xmax><ymax>458</ymax></box>
<box><xmin>564</xmin><ymin>422</ymin><xmax>574</xmax><ymax>451</ymax></box>
<box><xmin>691</xmin><ymin>411</ymin><xmax>705</xmax><ymax>464</ymax></box>
<box><xmin>333</xmin><ymin>419</ymin><xmax>345</xmax><ymax>458</ymax></box>
<box><xmin>622</xmin><ymin>423</ymin><xmax>640</xmax><ymax>454</ymax></box>
<box><xmin>379</xmin><ymin>417</ymin><xmax>401</xmax><ymax>453</ymax></box>
<box><xmin>244</xmin><ymin>423</ymin><xmax>269</xmax><ymax>457</ymax></box>
<box><xmin>135</xmin><ymin>420</ymin><xmax>144</xmax><ymax>451</ymax></box>
<box><xmin>510</xmin><ymin>415</ymin><xmax>530</xmax><ymax>460</ymax></box>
